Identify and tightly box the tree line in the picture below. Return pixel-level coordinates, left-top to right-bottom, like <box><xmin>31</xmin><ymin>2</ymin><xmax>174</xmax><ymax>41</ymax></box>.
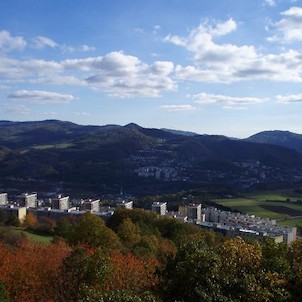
<box><xmin>0</xmin><ymin>208</ymin><xmax>302</xmax><ymax>301</ymax></box>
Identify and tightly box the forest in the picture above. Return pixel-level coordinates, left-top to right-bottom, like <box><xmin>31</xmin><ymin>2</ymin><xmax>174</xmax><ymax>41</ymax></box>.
<box><xmin>0</xmin><ymin>208</ymin><xmax>302</xmax><ymax>302</ymax></box>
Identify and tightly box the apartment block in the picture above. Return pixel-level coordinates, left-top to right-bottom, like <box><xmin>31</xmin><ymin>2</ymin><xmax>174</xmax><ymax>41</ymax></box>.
<box><xmin>51</xmin><ymin>195</ymin><xmax>70</xmax><ymax>211</ymax></box>
<box><xmin>16</xmin><ymin>193</ymin><xmax>37</xmax><ymax>208</ymax></box>
<box><xmin>79</xmin><ymin>199</ymin><xmax>100</xmax><ymax>212</ymax></box>
<box><xmin>116</xmin><ymin>200</ymin><xmax>133</xmax><ymax>209</ymax></box>
<box><xmin>152</xmin><ymin>202</ymin><xmax>167</xmax><ymax>216</ymax></box>
<box><xmin>0</xmin><ymin>193</ymin><xmax>8</xmax><ymax>205</ymax></box>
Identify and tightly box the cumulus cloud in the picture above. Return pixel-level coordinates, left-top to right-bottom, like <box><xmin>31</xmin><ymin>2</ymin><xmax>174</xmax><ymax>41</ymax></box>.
<box><xmin>84</xmin><ymin>51</ymin><xmax>176</xmax><ymax>97</ymax></box>
<box><xmin>0</xmin><ymin>51</ymin><xmax>176</xmax><ymax>98</ymax></box>
<box><xmin>32</xmin><ymin>36</ymin><xmax>58</xmax><ymax>49</ymax></box>
<box><xmin>164</xmin><ymin>18</ymin><xmax>255</xmax><ymax>68</ymax></box>
<box><xmin>0</xmin><ymin>30</ymin><xmax>27</xmax><ymax>52</ymax></box>
<box><xmin>7</xmin><ymin>90</ymin><xmax>75</xmax><ymax>104</ymax></box>
<box><xmin>160</xmin><ymin>104</ymin><xmax>195</xmax><ymax>112</ymax></box>
<box><xmin>164</xmin><ymin>18</ymin><xmax>302</xmax><ymax>83</ymax></box>
<box><xmin>268</xmin><ymin>7</ymin><xmax>302</xmax><ymax>42</ymax></box>
<box><xmin>191</xmin><ymin>93</ymin><xmax>265</xmax><ymax>105</ymax></box>
<box><xmin>276</xmin><ymin>93</ymin><xmax>302</xmax><ymax>103</ymax></box>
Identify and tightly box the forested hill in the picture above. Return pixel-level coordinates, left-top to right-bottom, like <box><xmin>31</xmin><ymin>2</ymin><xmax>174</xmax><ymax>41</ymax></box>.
<box><xmin>246</xmin><ymin>130</ymin><xmax>302</xmax><ymax>154</ymax></box>
<box><xmin>0</xmin><ymin>120</ymin><xmax>302</xmax><ymax>193</ymax></box>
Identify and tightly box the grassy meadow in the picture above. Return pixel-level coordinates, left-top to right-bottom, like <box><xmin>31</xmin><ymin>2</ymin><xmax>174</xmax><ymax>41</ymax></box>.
<box><xmin>214</xmin><ymin>190</ymin><xmax>302</xmax><ymax>228</ymax></box>
<box><xmin>7</xmin><ymin>227</ymin><xmax>53</xmax><ymax>244</ymax></box>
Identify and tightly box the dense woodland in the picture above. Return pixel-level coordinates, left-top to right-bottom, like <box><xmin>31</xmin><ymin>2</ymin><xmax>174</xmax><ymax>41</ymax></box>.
<box><xmin>0</xmin><ymin>209</ymin><xmax>302</xmax><ymax>301</ymax></box>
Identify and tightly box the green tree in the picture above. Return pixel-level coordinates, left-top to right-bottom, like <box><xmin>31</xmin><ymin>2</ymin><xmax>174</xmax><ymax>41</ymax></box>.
<box><xmin>0</xmin><ymin>283</ymin><xmax>11</xmax><ymax>302</ymax></box>
<box><xmin>57</xmin><ymin>247</ymin><xmax>111</xmax><ymax>302</ymax></box>
<box><xmin>117</xmin><ymin>218</ymin><xmax>141</xmax><ymax>249</ymax></box>
<box><xmin>67</xmin><ymin>212</ymin><xmax>120</xmax><ymax>249</ymax></box>
<box><xmin>0</xmin><ymin>210</ymin><xmax>8</xmax><ymax>226</ymax></box>
<box><xmin>161</xmin><ymin>240</ymin><xmax>224</xmax><ymax>302</ymax></box>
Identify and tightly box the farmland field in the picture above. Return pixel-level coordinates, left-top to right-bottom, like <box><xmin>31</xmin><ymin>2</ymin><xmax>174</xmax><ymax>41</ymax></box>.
<box><xmin>214</xmin><ymin>190</ymin><xmax>302</xmax><ymax>227</ymax></box>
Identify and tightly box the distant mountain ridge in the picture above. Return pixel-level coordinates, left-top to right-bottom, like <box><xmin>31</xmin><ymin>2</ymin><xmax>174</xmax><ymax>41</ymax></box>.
<box><xmin>0</xmin><ymin>120</ymin><xmax>302</xmax><ymax>194</ymax></box>
<box><xmin>246</xmin><ymin>130</ymin><xmax>302</xmax><ymax>154</ymax></box>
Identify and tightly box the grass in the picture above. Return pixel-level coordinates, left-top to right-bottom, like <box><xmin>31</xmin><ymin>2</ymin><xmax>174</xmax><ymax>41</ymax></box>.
<box><xmin>32</xmin><ymin>143</ymin><xmax>74</xmax><ymax>150</ymax></box>
<box><xmin>278</xmin><ymin>217</ymin><xmax>302</xmax><ymax>227</ymax></box>
<box><xmin>214</xmin><ymin>190</ymin><xmax>302</xmax><ymax>226</ymax></box>
<box><xmin>10</xmin><ymin>227</ymin><xmax>53</xmax><ymax>244</ymax></box>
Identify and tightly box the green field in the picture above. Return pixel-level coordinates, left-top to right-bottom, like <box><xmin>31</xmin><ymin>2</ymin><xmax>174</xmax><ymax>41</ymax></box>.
<box><xmin>214</xmin><ymin>191</ymin><xmax>302</xmax><ymax>228</ymax></box>
<box><xmin>32</xmin><ymin>143</ymin><xmax>74</xmax><ymax>150</ymax></box>
<box><xmin>6</xmin><ymin>227</ymin><xmax>53</xmax><ymax>244</ymax></box>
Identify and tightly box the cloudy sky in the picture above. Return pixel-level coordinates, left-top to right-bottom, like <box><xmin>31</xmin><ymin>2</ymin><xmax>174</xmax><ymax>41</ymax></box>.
<box><xmin>1</xmin><ymin>0</ymin><xmax>302</xmax><ymax>137</ymax></box>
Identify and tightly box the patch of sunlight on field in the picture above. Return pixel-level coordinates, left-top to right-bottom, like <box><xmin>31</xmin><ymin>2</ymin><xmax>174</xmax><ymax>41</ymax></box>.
<box><xmin>214</xmin><ymin>197</ymin><xmax>302</xmax><ymax>219</ymax></box>
<box><xmin>278</xmin><ymin>218</ymin><xmax>302</xmax><ymax>227</ymax></box>
<box><xmin>11</xmin><ymin>227</ymin><xmax>53</xmax><ymax>244</ymax></box>
<box><xmin>32</xmin><ymin>143</ymin><xmax>74</xmax><ymax>150</ymax></box>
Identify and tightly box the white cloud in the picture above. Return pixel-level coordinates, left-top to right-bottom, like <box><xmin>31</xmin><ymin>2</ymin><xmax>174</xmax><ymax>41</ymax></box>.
<box><xmin>79</xmin><ymin>45</ymin><xmax>95</xmax><ymax>52</ymax></box>
<box><xmin>264</xmin><ymin>0</ymin><xmax>277</xmax><ymax>7</ymax></box>
<box><xmin>268</xmin><ymin>7</ymin><xmax>302</xmax><ymax>42</ymax></box>
<box><xmin>165</xmin><ymin>19</ymin><xmax>302</xmax><ymax>83</ymax></box>
<box><xmin>160</xmin><ymin>104</ymin><xmax>195</xmax><ymax>112</ymax></box>
<box><xmin>164</xmin><ymin>18</ymin><xmax>252</xmax><ymax>67</ymax></box>
<box><xmin>191</xmin><ymin>93</ymin><xmax>266</xmax><ymax>105</ymax></box>
<box><xmin>276</xmin><ymin>93</ymin><xmax>302</xmax><ymax>103</ymax></box>
<box><xmin>7</xmin><ymin>90</ymin><xmax>75</xmax><ymax>104</ymax></box>
<box><xmin>83</xmin><ymin>51</ymin><xmax>176</xmax><ymax>97</ymax></box>
<box><xmin>32</xmin><ymin>36</ymin><xmax>58</xmax><ymax>49</ymax></box>
<box><xmin>153</xmin><ymin>25</ymin><xmax>161</xmax><ymax>34</ymax></box>
<box><xmin>0</xmin><ymin>30</ymin><xmax>27</xmax><ymax>52</ymax></box>
<box><xmin>0</xmin><ymin>51</ymin><xmax>176</xmax><ymax>98</ymax></box>
<box><xmin>3</xmin><ymin>105</ymin><xmax>31</xmax><ymax>115</ymax></box>
<box><xmin>222</xmin><ymin>105</ymin><xmax>247</xmax><ymax>110</ymax></box>
<box><xmin>74</xmin><ymin>111</ymin><xmax>91</xmax><ymax>116</ymax></box>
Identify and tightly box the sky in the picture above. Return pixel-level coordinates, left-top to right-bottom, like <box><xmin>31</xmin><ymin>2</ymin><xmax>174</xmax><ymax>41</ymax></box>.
<box><xmin>1</xmin><ymin>0</ymin><xmax>302</xmax><ymax>138</ymax></box>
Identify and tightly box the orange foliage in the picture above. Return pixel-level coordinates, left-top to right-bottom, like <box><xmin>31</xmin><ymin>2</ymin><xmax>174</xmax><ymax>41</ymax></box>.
<box><xmin>22</xmin><ymin>212</ymin><xmax>38</xmax><ymax>228</ymax></box>
<box><xmin>107</xmin><ymin>250</ymin><xmax>159</xmax><ymax>294</ymax></box>
<box><xmin>0</xmin><ymin>239</ymin><xmax>71</xmax><ymax>302</ymax></box>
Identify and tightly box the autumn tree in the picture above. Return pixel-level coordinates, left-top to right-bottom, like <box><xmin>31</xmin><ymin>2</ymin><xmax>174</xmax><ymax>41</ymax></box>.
<box><xmin>22</xmin><ymin>212</ymin><xmax>38</xmax><ymax>229</ymax></box>
<box><xmin>56</xmin><ymin>247</ymin><xmax>111</xmax><ymax>302</ymax></box>
<box><xmin>67</xmin><ymin>212</ymin><xmax>121</xmax><ymax>249</ymax></box>
<box><xmin>117</xmin><ymin>218</ymin><xmax>141</xmax><ymax>249</ymax></box>
<box><xmin>107</xmin><ymin>250</ymin><xmax>159</xmax><ymax>294</ymax></box>
<box><xmin>0</xmin><ymin>239</ymin><xmax>70</xmax><ymax>302</ymax></box>
<box><xmin>219</xmin><ymin>237</ymin><xmax>290</xmax><ymax>302</ymax></box>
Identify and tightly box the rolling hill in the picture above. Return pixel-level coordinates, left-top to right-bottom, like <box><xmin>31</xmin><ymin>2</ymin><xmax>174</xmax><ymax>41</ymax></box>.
<box><xmin>246</xmin><ymin>130</ymin><xmax>302</xmax><ymax>154</ymax></box>
<box><xmin>0</xmin><ymin>120</ymin><xmax>302</xmax><ymax>194</ymax></box>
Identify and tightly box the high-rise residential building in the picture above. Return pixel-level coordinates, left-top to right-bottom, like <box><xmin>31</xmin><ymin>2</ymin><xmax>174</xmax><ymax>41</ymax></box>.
<box><xmin>80</xmin><ymin>199</ymin><xmax>100</xmax><ymax>212</ymax></box>
<box><xmin>152</xmin><ymin>202</ymin><xmax>167</xmax><ymax>216</ymax></box>
<box><xmin>16</xmin><ymin>193</ymin><xmax>37</xmax><ymax>208</ymax></box>
<box><xmin>0</xmin><ymin>193</ymin><xmax>8</xmax><ymax>205</ymax></box>
<box><xmin>187</xmin><ymin>204</ymin><xmax>203</xmax><ymax>222</ymax></box>
<box><xmin>51</xmin><ymin>195</ymin><xmax>70</xmax><ymax>211</ymax></box>
<box><xmin>116</xmin><ymin>200</ymin><xmax>133</xmax><ymax>209</ymax></box>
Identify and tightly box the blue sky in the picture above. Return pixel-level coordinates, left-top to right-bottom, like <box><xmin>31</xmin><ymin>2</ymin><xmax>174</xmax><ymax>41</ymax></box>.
<box><xmin>1</xmin><ymin>0</ymin><xmax>302</xmax><ymax>137</ymax></box>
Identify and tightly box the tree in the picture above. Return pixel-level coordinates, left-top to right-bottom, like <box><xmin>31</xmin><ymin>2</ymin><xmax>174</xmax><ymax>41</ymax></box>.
<box><xmin>161</xmin><ymin>240</ymin><xmax>224</xmax><ymax>302</ymax></box>
<box><xmin>117</xmin><ymin>218</ymin><xmax>141</xmax><ymax>249</ymax></box>
<box><xmin>57</xmin><ymin>247</ymin><xmax>111</xmax><ymax>302</ymax></box>
<box><xmin>107</xmin><ymin>250</ymin><xmax>159</xmax><ymax>294</ymax></box>
<box><xmin>219</xmin><ymin>237</ymin><xmax>290</xmax><ymax>302</ymax></box>
<box><xmin>67</xmin><ymin>212</ymin><xmax>120</xmax><ymax>249</ymax></box>
<box><xmin>0</xmin><ymin>239</ymin><xmax>70</xmax><ymax>302</ymax></box>
<box><xmin>0</xmin><ymin>210</ymin><xmax>8</xmax><ymax>226</ymax></box>
<box><xmin>22</xmin><ymin>212</ymin><xmax>38</xmax><ymax>229</ymax></box>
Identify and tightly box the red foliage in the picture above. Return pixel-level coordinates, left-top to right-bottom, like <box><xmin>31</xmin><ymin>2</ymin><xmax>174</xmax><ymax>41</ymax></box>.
<box><xmin>0</xmin><ymin>239</ymin><xmax>71</xmax><ymax>302</ymax></box>
<box><xmin>107</xmin><ymin>250</ymin><xmax>159</xmax><ymax>294</ymax></box>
